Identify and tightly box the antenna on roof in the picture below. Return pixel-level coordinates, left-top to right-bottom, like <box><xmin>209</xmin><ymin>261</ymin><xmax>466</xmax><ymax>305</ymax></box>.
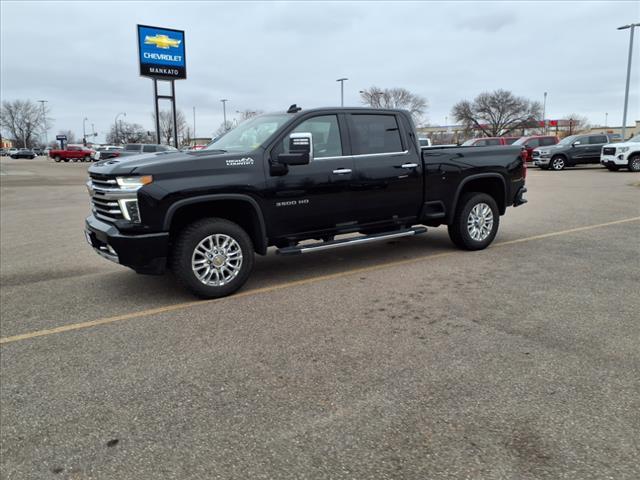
<box><xmin>287</xmin><ymin>104</ymin><xmax>302</xmax><ymax>113</ymax></box>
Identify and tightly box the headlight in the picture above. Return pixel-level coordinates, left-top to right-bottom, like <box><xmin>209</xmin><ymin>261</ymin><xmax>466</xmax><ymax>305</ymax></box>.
<box><xmin>538</xmin><ymin>150</ymin><xmax>549</xmax><ymax>156</ymax></box>
<box><xmin>116</xmin><ymin>175</ymin><xmax>153</xmax><ymax>189</ymax></box>
<box><xmin>118</xmin><ymin>198</ymin><xmax>141</xmax><ymax>223</ymax></box>
<box><xmin>619</xmin><ymin>147</ymin><xmax>629</xmax><ymax>153</ymax></box>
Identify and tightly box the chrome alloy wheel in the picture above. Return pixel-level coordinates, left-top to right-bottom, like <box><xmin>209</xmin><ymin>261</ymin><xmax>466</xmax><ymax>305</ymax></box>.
<box><xmin>191</xmin><ymin>234</ymin><xmax>243</xmax><ymax>286</ymax></box>
<box><xmin>551</xmin><ymin>157</ymin><xmax>565</xmax><ymax>170</ymax></box>
<box><xmin>467</xmin><ymin>203</ymin><xmax>494</xmax><ymax>241</ymax></box>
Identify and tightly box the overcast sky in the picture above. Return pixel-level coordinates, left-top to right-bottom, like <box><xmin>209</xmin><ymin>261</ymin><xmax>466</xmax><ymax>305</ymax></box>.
<box><xmin>1</xmin><ymin>1</ymin><xmax>639</xmax><ymax>142</ymax></box>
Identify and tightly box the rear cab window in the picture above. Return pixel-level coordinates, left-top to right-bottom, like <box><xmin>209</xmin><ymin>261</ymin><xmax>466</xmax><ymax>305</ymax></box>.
<box><xmin>350</xmin><ymin>114</ymin><xmax>404</xmax><ymax>155</ymax></box>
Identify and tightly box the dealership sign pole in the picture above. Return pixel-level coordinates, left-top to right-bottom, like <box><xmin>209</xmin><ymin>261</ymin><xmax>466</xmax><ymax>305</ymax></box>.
<box><xmin>137</xmin><ymin>25</ymin><xmax>186</xmax><ymax>148</ymax></box>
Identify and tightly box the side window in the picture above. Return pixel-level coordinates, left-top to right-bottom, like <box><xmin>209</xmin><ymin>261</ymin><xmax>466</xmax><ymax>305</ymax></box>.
<box><xmin>526</xmin><ymin>139</ymin><xmax>540</xmax><ymax>148</ymax></box>
<box><xmin>143</xmin><ymin>145</ymin><xmax>156</xmax><ymax>153</ymax></box>
<box><xmin>589</xmin><ymin>135</ymin><xmax>608</xmax><ymax>145</ymax></box>
<box><xmin>474</xmin><ymin>139</ymin><xmax>487</xmax><ymax>146</ymax></box>
<box><xmin>576</xmin><ymin>136</ymin><xmax>588</xmax><ymax>145</ymax></box>
<box><xmin>279</xmin><ymin>115</ymin><xmax>342</xmax><ymax>158</ymax></box>
<box><xmin>351</xmin><ymin>114</ymin><xmax>403</xmax><ymax>155</ymax></box>
<box><xmin>541</xmin><ymin>137</ymin><xmax>556</xmax><ymax>146</ymax></box>
<box><xmin>486</xmin><ymin>139</ymin><xmax>502</xmax><ymax>146</ymax></box>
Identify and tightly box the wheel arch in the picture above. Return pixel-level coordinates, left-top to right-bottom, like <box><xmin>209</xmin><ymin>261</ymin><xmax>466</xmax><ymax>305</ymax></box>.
<box><xmin>449</xmin><ymin>173</ymin><xmax>507</xmax><ymax>223</ymax></box>
<box><xmin>164</xmin><ymin>194</ymin><xmax>268</xmax><ymax>255</ymax></box>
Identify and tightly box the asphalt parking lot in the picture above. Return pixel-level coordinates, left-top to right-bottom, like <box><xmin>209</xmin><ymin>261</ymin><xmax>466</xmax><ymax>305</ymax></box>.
<box><xmin>1</xmin><ymin>156</ymin><xmax>639</xmax><ymax>479</ymax></box>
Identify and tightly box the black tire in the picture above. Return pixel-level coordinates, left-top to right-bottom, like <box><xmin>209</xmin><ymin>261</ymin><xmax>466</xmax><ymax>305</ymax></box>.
<box><xmin>54</xmin><ymin>155</ymin><xmax>61</xmax><ymax>162</ymax></box>
<box><xmin>63</xmin><ymin>158</ymin><xmax>70</xmax><ymax>162</ymax></box>
<box><xmin>628</xmin><ymin>155</ymin><xmax>640</xmax><ymax>172</ymax></box>
<box><xmin>171</xmin><ymin>218</ymin><xmax>254</xmax><ymax>298</ymax></box>
<box><xmin>83</xmin><ymin>155</ymin><xmax>90</xmax><ymax>162</ymax></box>
<box><xmin>550</xmin><ymin>155</ymin><xmax>566</xmax><ymax>171</ymax></box>
<box><xmin>448</xmin><ymin>192</ymin><xmax>500</xmax><ymax>251</ymax></box>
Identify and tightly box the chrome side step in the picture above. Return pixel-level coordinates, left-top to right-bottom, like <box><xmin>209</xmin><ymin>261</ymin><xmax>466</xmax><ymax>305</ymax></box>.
<box><xmin>276</xmin><ymin>226</ymin><xmax>427</xmax><ymax>255</ymax></box>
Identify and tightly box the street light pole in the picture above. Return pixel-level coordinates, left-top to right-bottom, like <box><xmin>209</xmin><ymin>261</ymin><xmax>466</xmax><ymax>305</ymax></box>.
<box><xmin>115</xmin><ymin>112</ymin><xmax>126</xmax><ymax>145</ymax></box>
<box><xmin>542</xmin><ymin>92</ymin><xmax>547</xmax><ymax>134</ymax></box>
<box><xmin>336</xmin><ymin>78</ymin><xmax>348</xmax><ymax>107</ymax></box>
<box><xmin>83</xmin><ymin>117</ymin><xmax>88</xmax><ymax>145</ymax></box>
<box><xmin>193</xmin><ymin>106</ymin><xmax>196</xmax><ymax>141</ymax></box>
<box><xmin>220</xmin><ymin>99</ymin><xmax>228</xmax><ymax>131</ymax></box>
<box><xmin>618</xmin><ymin>23</ymin><xmax>639</xmax><ymax>140</ymax></box>
<box><xmin>37</xmin><ymin>100</ymin><xmax>48</xmax><ymax>147</ymax></box>
<box><xmin>605</xmin><ymin>112</ymin><xmax>608</xmax><ymax>127</ymax></box>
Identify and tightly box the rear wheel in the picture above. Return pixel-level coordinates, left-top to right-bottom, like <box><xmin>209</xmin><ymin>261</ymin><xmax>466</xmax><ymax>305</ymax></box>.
<box><xmin>448</xmin><ymin>193</ymin><xmax>499</xmax><ymax>251</ymax></box>
<box><xmin>171</xmin><ymin>218</ymin><xmax>254</xmax><ymax>298</ymax></box>
<box><xmin>628</xmin><ymin>155</ymin><xmax>640</xmax><ymax>172</ymax></box>
<box><xmin>550</xmin><ymin>156</ymin><xmax>566</xmax><ymax>171</ymax></box>
<box><xmin>54</xmin><ymin>155</ymin><xmax>61</xmax><ymax>162</ymax></box>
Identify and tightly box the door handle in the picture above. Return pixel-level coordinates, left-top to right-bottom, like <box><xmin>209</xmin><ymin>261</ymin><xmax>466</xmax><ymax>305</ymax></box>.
<box><xmin>401</xmin><ymin>163</ymin><xmax>419</xmax><ymax>169</ymax></box>
<box><xmin>332</xmin><ymin>168</ymin><xmax>352</xmax><ymax>175</ymax></box>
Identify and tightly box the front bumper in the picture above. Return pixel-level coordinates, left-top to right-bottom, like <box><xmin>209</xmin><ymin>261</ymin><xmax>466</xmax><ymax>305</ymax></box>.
<box><xmin>85</xmin><ymin>215</ymin><xmax>169</xmax><ymax>274</ymax></box>
<box><xmin>534</xmin><ymin>156</ymin><xmax>550</xmax><ymax>166</ymax></box>
<box><xmin>600</xmin><ymin>154</ymin><xmax>626</xmax><ymax>166</ymax></box>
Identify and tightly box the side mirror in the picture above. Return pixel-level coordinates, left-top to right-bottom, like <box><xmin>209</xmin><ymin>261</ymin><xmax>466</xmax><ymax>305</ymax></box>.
<box><xmin>277</xmin><ymin>132</ymin><xmax>313</xmax><ymax>166</ymax></box>
<box><xmin>572</xmin><ymin>141</ymin><xmax>581</xmax><ymax>147</ymax></box>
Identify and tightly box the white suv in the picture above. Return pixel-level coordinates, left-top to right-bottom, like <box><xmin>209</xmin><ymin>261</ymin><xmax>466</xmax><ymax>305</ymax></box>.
<box><xmin>600</xmin><ymin>135</ymin><xmax>640</xmax><ymax>172</ymax></box>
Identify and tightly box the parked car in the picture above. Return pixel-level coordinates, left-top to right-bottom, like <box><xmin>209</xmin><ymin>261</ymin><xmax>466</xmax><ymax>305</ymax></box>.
<box><xmin>461</xmin><ymin>136</ymin><xmax>520</xmax><ymax>147</ymax></box>
<box><xmin>600</xmin><ymin>134</ymin><xmax>640</xmax><ymax>172</ymax></box>
<box><xmin>534</xmin><ymin>134</ymin><xmax>614</xmax><ymax>171</ymax></box>
<box><xmin>8</xmin><ymin>148</ymin><xmax>19</xmax><ymax>156</ymax></box>
<box><xmin>93</xmin><ymin>146</ymin><xmax>123</xmax><ymax>161</ymax></box>
<box><xmin>0</xmin><ymin>148</ymin><xmax>7</xmax><ymax>156</ymax></box>
<box><xmin>11</xmin><ymin>148</ymin><xmax>36</xmax><ymax>159</ymax></box>
<box><xmin>513</xmin><ymin>135</ymin><xmax>559</xmax><ymax>162</ymax></box>
<box><xmin>85</xmin><ymin>106</ymin><xmax>527</xmax><ymax>298</ymax></box>
<box><xmin>49</xmin><ymin>145</ymin><xmax>94</xmax><ymax>162</ymax></box>
<box><xmin>31</xmin><ymin>148</ymin><xmax>44</xmax><ymax>156</ymax></box>
<box><xmin>117</xmin><ymin>143</ymin><xmax>178</xmax><ymax>157</ymax></box>
<box><xmin>418</xmin><ymin>137</ymin><xmax>432</xmax><ymax>148</ymax></box>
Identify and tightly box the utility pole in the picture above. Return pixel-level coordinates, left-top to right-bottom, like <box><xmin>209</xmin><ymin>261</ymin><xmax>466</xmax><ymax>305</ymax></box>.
<box><xmin>542</xmin><ymin>92</ymin><xmax>547</xmax><ymax>134</ymax></box>
<box><xmin>605</xmin><ymin>112</ymin><xmax>608</xmax><ymax>127</ymax></box>
<box><xmin>37</xmin><ymin>100</ymin><xmax>48</xmax><ymax>147</ymax></box>
<box><xmin>336</xmin><ymin>78</ymin><xmax>348</xmax><ymax>107</ymax></box>
<box><xmin>618</xmin><ymin>23</ymin><xmax>639</xmax><ymax>140</ymax></box>
<box><xmin>115</xmin><ymin>112</ymin><xmax>126</xmax><ymax>145</ymax></box>
<box><xmin>193</xmin><ymin>106</ymin><xmax>196</xmax><ymax>141</ymax></box>
<box><xmin>83</xmin><ymin>117</ymin><xmax>88</xmax><ymax>145</ymax></box>
<box><xmin>91</xmin><ymin>123</ymin><xmax>96</xmax><ymax>142</ymax></box>
<box><xmin>220</xmin><ymin>99</ymin><xmax>228</xmax><ymax>131</ymax></box>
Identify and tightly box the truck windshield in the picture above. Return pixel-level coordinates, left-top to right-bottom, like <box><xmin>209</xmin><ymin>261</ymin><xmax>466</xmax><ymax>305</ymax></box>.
<box><xmin>628</xmin><ymin>135</ymin><xmax>640</xmax><ymax>143</ymax></box>
<box><xmin>206</xmin><ymin>114</ymin><xmax>291</xmax><ymax>152</ymax></box>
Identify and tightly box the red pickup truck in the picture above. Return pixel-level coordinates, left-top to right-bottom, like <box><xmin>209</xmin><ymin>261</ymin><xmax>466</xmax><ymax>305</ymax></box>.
<box><xmin>49</xmin><ymin>145</ymin><xmax>94</xmax><ymax>162</ymax></box>
<box><xmin>461</xmin><ymin>136</ymin><xmax>520</xmax><ymax>146</ymax></box>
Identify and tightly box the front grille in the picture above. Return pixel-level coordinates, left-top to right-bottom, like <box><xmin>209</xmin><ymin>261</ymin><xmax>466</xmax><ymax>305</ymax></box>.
<box><xmin>602</xmin><ymin>147</ymin><xmax>616</xmax><ymax>156</ymax></box>
<box><xmin>88</xmin><ymin>174</ymin><xmax>125</xmax><ymax>221</ymax></box>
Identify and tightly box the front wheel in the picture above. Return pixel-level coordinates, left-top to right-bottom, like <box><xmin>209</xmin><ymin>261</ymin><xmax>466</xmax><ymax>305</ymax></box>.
<box><xmin>448</xmin><ymin>193</ymin><xmax>500</xmax><ymax>251</ymax></box>
<box><xmin>550</xmin><ymin>156</ymin><xmax>566</xmax><ymax>171</ymax></box>
<box><xmin>171</xmin><ymin>218</ymin><xmax>255</xmax><ymax>298</ymax></box>
<box><xmin>628</xmin><ymin>155</ymin><xmax>640</xmax><ymax>172</ymax></box>
<box><xmin>54</xmin><ymin>155</ymin><xmax>61</xmax><ymax>162</ymax></box>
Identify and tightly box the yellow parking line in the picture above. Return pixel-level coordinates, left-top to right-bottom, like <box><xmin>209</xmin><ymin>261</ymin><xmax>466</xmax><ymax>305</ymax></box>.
<box><xmin>1</xmin><ymin>216</ymin><xmax>638</xmax><ymax>346</ymax></box>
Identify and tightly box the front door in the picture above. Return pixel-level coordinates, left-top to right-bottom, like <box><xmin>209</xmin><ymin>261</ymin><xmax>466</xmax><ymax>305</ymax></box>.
<box><xmin>264</xmin><ymin>114</ymin><xmax>355</xmax><ymax>238</ymax></box>
<box><xmin>348</xmin><ymin>113</ymin><xmax>423</xmax><ymax>228</ymax></box>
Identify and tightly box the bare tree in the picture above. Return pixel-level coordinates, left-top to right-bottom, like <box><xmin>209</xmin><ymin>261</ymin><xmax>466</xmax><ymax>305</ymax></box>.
<box><xmin>562</xmin><ymin>113</ymin><xmax>590</xmax><ymax>135</ymax></box>
<box><xmin>0</xmin><ymin>99</ymin><xmax>51</xmax><ymax>148</ymax></box>
<box><xmin>452</xmin><ymin>90</ymin><xmax>541</xmax><ymax>137</ymax></box>
<box><xmin>236</xmin><ymin>109</ymin><xmax>263</xmax><ymax>122</ymax></box>
<box><xmin>359</xmin><ymin>87</ymin><xmax>428</xmax><ymax>125</ymax></box>
<box><xmin>106</xmin><ymin>121</ymin><xmax>147</xmax><ymax>144</ymax></box>
<box><xmin>152</xmin><ymin>109</ymin><xmax>187</xmax><ymax>145</ymax></box>
<box><xmin>214</xmin><ymin>120</ymin><xmax>235</xmax><ymax>137</ymax></box>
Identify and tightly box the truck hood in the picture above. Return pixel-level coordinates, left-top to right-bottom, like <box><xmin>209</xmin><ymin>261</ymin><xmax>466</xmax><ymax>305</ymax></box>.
<box><xmin>88</xmin><ymin>149</ymin><xmax>252</xmax><ymax>176</ymax></box>
<box><xmin>603</xmin><ymin>141</ymin><xmax>639</xmax><ymax>149</ymax></box>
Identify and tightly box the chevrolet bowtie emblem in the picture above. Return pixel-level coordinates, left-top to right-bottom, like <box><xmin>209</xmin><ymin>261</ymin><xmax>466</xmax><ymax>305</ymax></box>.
<box><xmin>144</xmin><ymin>34</ymin><xmax>181</xmax><ymax>49</ymax></box>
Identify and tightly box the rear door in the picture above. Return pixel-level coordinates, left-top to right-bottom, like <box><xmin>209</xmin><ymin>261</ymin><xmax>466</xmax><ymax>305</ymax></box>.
<box><xmin>587</xmin><ymin>135</ymin><xmax>609</xmax><ymax>162</ymax></box>
<box><xmin>347</xmin><ymin>113</ymin><xmax>423</xmax><ymax>227</ymax></box>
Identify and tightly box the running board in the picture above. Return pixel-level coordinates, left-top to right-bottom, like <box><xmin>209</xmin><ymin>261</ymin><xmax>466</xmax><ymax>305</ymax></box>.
<box><xmin>276</xmin><ymin>226</ymin><xmax>427</xmax><ymax>255</ymax></box>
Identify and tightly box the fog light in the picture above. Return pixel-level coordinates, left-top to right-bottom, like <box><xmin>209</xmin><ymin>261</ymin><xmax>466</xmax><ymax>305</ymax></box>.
<box><xmin>118</xmin><ymin>199</ymin><xmax>141</xmax><ymax>222</ymax></box>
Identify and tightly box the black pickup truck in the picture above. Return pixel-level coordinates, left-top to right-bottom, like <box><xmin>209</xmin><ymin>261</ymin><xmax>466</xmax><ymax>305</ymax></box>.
<box><xmin>86</xmin><ymin>106</ymin><xmax>527</xmax><ymax>297</ymax></box>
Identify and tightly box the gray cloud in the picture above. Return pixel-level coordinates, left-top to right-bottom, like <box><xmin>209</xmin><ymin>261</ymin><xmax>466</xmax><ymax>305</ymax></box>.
<box><xmin>1</xmin><ymin>0</ymin><xmax>637</xmax><ymax>142</ymax></box>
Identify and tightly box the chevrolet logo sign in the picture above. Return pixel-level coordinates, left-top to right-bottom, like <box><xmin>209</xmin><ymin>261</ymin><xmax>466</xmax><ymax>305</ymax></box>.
<box><xmin>144</xmin><ymin>34</ymin><xmax>181</xmax><ymax>49</ymax></box>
